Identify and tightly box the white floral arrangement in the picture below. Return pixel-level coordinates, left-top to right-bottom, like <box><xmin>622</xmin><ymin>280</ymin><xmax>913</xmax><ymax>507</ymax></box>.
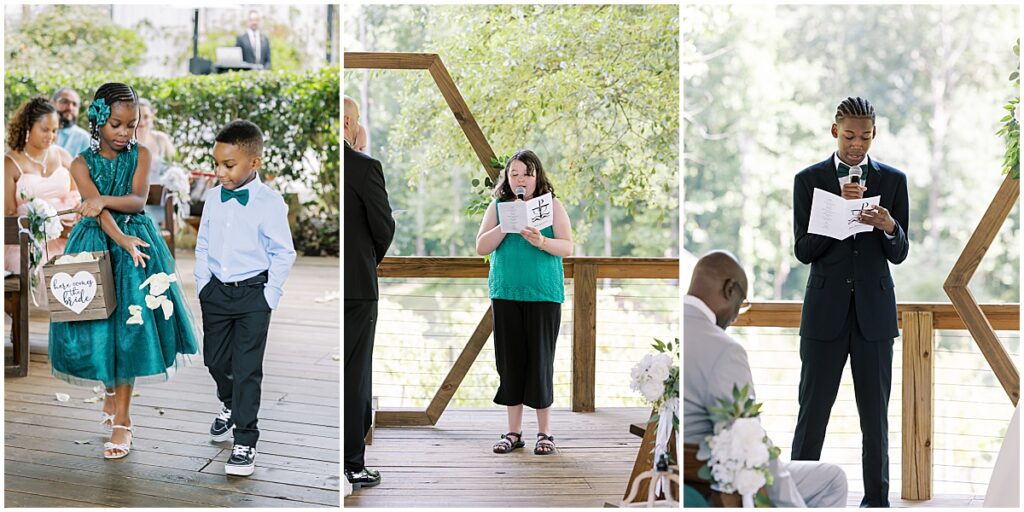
<box><xmin>19</xmin><ymin>194</ymin><xmax>63</xmax><ymax>303</ymax></box>
<box><xmin>630</xmin><ymin>338</ymin><xmax>679</xmax><ymax>472</ymax></box>
<box><xmin>161</xmin><ymin>165</ymin><xmax>191</xmax><ymax>230</ymax></box>
<box><xmin>696</xmin><ymin>384</ymin><xmax>779</xmax><ymax>507</ymax></box>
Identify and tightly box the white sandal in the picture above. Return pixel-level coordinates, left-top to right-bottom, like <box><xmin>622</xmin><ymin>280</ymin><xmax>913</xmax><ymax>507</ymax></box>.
<box><xmin>104</xmin><ymin>425</ymin><xmax>133</xmax><ymax>459</ymax></box>
<box><xmin>100</xmin><ymin>391</ymin><xmax>116</xmax><ymax>431</ymax></box>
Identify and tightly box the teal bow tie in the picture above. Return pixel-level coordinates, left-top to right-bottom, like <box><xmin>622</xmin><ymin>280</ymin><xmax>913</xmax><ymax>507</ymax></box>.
<box><xmin>837</xmin><ymin>161</ymin><xmax>867</xmax><ymax>185</ymax></box>
<box><xmin>221</xmin><ymin>187</ymin><xmax>250</xmax><ymax>206</ymax></box>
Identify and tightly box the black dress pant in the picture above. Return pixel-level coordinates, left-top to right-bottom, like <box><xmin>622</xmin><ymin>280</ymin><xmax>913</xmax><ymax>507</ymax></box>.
<box><xmin>491</xmin><ymin>299</ymin><xmax>561</xmax><ymax>410</ymax></box>
<box><xmin>199</xmin><ymin>274</ymin><xmax>272</xmax><ymax>448</ymax></box>
<box><xmin>792</xmin><ymin>298</ymin><xmax>893</xmax><ymax>507</ymax></box>
<box><xmin>344</xmin><ymin>299</ymin><xmax>377</xmax><ymax>472</ymax></box>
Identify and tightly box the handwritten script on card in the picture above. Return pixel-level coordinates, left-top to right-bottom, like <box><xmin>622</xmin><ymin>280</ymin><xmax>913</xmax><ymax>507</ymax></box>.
<box><xmin>498</xmin><ymin>193</ymin><xmax>554</xmax><ymax>233</ymax></box>
<box><xmin>50</xmin><ymin>271</ymin><xmax>97</xmax><ymax>314</ymax></box>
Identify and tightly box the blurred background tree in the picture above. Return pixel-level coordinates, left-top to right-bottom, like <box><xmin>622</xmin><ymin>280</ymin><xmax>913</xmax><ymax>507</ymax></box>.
<box><xmin>344</xmin><ymin>4</ymin><xmax>679</xmax><ymax>258</ymax></box>
<box><xmin>5</xmin><ymin>5</ymin><xmax>146</xmax><ymax>76</ymax></box>
<box><xmin>683</xmin><ymin>4</ymin><xmax>1019</xmax><ymax>304</ymax></box>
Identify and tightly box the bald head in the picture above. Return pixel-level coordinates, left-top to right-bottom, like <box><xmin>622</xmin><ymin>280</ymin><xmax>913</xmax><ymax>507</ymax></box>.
<box><xmin>344</xmin><ymin>95</ymin><xmax>360</xmax><ymax>146</ymax></box>
<box><xmin>688</xmin><ymin>250</ymin><xmax>748</xmax><ymax>329</ymax></box>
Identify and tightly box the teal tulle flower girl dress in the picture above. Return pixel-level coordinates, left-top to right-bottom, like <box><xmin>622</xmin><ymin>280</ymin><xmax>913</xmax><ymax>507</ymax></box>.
<box><xmin>49</xmin><ymin>145</ymin><xmax>199</xmax><ymax>387</ymax></box>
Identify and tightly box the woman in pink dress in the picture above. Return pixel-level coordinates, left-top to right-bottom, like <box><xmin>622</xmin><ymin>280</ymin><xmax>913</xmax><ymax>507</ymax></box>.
<box><xmin>4</xmin><ymin>97</ymin><xmax>81</xmax><ymax>299</ymax></box>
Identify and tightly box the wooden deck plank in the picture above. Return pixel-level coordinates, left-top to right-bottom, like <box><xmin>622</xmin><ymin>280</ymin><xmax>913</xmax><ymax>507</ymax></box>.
<box><xmin>5</xmin><ymin>255</ymin><xmax>340</xmax><ymax>507</ymax></box>
<box><xmin>344</xmin><ymin>407</ymin><xmax>647</xmax><ymax>508</ymax></box>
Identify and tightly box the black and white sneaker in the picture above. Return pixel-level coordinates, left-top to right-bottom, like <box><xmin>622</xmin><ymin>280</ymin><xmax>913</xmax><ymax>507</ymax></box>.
<box><xmin>225</xmin><ymin>444</ymin><xmax>257</xmax><ymax>476</ymax></box>
<box><xmin>210</xmin><ymin>406</ymin><xmax>233</xmax><ymax>442</ymax></box>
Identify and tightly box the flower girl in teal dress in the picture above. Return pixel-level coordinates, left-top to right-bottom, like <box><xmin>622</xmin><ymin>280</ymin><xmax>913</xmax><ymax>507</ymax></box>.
<box><xmin>49</xmin><ymin>83</ymin><xmax>199</xmax><ymax>459</ymax></box>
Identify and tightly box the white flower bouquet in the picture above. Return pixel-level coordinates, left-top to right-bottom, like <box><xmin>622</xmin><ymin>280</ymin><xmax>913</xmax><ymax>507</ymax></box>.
<box><xmin>630</xmin><ymin>338</ymin><xmax>679</xmax><ymax>468</ymax></box>
<box><xmin>696</xmin><ymin>383</ymin><xmax>779</xmax><ymax>507</ymax></box>
<box><xmin>161</xmin><ymin>165</ymin><xmax>192</xmax><ymax>230</ymax></box>
<box><xmin>19</xmin><ymin>194</ymin><xmax>64</xmax><ymax>303</ymax></box>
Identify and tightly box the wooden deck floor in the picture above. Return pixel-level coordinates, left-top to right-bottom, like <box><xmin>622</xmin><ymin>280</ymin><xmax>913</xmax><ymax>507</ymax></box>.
<box><xmin>4</xmin><ymin>255</ymin><xmax>340</xmax><ymax>507</ymax></box>
<box><xmin>344</xmin><ymin>407</ymin><xmax>649</xmax><ymax>508</ymax></box>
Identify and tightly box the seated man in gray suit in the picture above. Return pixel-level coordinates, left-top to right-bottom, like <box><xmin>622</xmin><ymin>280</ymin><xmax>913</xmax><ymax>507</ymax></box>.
<box><xmin>684</xmin><ymin>250</ymin><xmax>848</xmax><ymax>508</ymax></box>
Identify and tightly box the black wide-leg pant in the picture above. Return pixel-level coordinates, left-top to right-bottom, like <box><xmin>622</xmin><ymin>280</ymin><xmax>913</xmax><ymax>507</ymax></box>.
<box><xmin>491</xmin><ymin>299</ymin><xmax>561</xmax><ymax>410</ymax></box>
<box><xmin>791</xmin><ymin>298</ymin><xmax>893</xmax><ymax>508</ymax></box>
<box><xmin>344</xmin><ymin>299</ymin><xmax>377</xmax><ymax>473</ymax></box>
<box><xmin>200</xmin><ymin>275</ymin><xmax>272</xmax><ymax>448</ymax></box>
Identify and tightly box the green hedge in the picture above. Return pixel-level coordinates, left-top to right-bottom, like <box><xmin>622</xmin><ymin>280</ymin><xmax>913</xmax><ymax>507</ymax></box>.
<box><xmin>5</xmin><ymin>67</ymin><xmax>339</xmax><ymax>255</ymax></box>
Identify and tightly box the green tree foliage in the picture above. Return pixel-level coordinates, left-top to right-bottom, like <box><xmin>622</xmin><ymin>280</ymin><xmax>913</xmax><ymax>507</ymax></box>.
<box><xmin>5</xmin><ymin>5</ymin><xmax>146</xmax><ymax>76</ymax></box>
<box><xmin>344</xmin><ymin>4</ymin><xmax>678</xmax><ymax>257</ymax></box>
<box><xmin>684</xmin><ymin>5</ymin><xmax>1019</xmax><ymax>303</ymax></box>
<box><xmin>6</xmin><ymin>68</ymin><xmax>339</xmax><ymax>255</ymax></box>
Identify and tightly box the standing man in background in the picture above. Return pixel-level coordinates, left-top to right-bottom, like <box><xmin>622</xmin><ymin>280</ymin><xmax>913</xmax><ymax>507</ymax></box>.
<box><xmin>236</xmin><ymin>9</ymin><xmax>271</xmax><ymax>70</ymax></box>
<box><xmin>791</xmin><ymin>97</ymin><xmax>910</xmax><ymax>508</ymax></box>
<box><xmin>343</xmin><ymin>95</ymin><xmax>395</xmax><ymax>490</ymax></box>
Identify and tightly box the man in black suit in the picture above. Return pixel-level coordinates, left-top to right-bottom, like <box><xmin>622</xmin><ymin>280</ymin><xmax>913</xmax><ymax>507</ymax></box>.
<box><xmin>236</xmin><ymin>10</ymin><xmax>271</xmax><ymax>70</ymax></box>
<box><xmin>344</xmin><ymin>95</ymin><xmax>395</xmax><ymax>490</ymax></box>
<box><xmin>791</xmin><ymin>97</ymin><xmax>910</xmax><ymax>508</ymax></box>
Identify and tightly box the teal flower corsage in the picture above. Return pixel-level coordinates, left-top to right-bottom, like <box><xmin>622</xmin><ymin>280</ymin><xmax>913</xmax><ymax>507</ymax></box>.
<box><xmin>87</xmin><ymin>98</ymin><xmax>110</xmax><ymax>126</ymax></box>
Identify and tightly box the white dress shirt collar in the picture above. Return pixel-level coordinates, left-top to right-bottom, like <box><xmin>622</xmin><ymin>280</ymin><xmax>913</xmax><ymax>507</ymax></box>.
<box><xmin>684</xmin><ymin>294</ymin><xmax>717</xmax><ymax>325</ymax></box>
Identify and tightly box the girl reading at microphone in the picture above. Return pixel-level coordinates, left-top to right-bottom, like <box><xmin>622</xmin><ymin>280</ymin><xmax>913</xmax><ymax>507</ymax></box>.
<box><xmin>475</xmin><ymin>149</ymin><xmax>573</xmax><ymax>456</ymax></box>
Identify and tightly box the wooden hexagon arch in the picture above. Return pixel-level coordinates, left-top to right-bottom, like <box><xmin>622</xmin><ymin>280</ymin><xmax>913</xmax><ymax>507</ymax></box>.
<box><xmin>344</xmin><ymin>52</ymin><xmax>499</xmax><ymax>426</ymax></box>
<box><xmin>943</xmin><ymin>172</ymin><xmax>1020</xmax><ymax>406</ymax></box>
<box><xmin>345</xmin><ymin>52</ymin><xmax>499</xmax><ymax>181</ymax></box>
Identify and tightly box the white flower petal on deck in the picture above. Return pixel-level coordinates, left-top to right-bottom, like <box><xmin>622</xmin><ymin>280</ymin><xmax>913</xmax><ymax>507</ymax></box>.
<box><xmin>55</xmin><ymin>393</ymin><xmax>70</xmax><ymax>402</ymax></box>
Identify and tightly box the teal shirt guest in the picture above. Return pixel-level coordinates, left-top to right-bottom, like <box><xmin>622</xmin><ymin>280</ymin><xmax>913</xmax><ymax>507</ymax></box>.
<box><xmin>57</xmin><ymin>124</ymin><xmax>91</xmax><ymax>156</ymax></box>
<box><xmin>476</xmin><ymin>149</ymin><xmax>574</xmax><ymax>456</ymax></box>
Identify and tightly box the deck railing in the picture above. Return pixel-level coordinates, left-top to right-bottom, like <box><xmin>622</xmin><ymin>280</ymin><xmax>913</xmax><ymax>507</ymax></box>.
<box><xmin>372</xmin><ymin>256</ymin><xmax>678</xmax><ymax>426</ymax></box>
<box><xmin>734</xmin><ymin>301</ymin><xmax>1019</xmax><ymax>500</ymax></box>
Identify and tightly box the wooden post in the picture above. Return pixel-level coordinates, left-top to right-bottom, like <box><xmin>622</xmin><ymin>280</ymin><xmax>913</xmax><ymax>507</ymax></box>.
<box><xmin>901</xmin><ymin>311</ymin><xmax>934</xmax><ymax>500</ymax></box>
<box><xmin>573</xmin><ymin>263</ymin><xmax>597</xmax><ymax>412</ymax></box>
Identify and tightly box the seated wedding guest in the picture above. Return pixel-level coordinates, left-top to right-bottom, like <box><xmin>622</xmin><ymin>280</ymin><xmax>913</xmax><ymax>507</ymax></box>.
<box><xmin>137</xmin><ymin>98</ymin><xmax>176</xmax><ymax>169</ymax></box>
<box><xmin>4</xmin><ymin>97</ymin><xmax>80</xmax><ymax>302</ymax></box>
<box><xmin>138</xmin><ymin>98</ymin><xmax>178</xmax><ymax>229</ymax></box>
<box><xmin>683</xmin><ymin>250</ymin><xmax>847</xmax><ymax>508</ymax></box>
<box><xmin>52</xmin><ymin>87</ymin><xmax>90</xmax><ymax>156</ymax></box>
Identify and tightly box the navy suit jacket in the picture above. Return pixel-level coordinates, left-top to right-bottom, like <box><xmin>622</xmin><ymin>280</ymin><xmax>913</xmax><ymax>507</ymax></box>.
<box><xmin>344</xmin><ymin>143</ymin><xmax>395</xmax><ymax>301</ymax></box>
<box><xmin>793</xmin><ymin>155</ymin><xmax>910</xmax><ymax>342</ymax></box>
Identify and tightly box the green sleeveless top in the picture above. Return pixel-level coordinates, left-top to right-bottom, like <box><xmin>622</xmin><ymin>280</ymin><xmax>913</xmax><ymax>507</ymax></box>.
<box><xmin>488</xmin><ymin>200</ymin><xmax>565</xmax><ymax>303</ymax></box>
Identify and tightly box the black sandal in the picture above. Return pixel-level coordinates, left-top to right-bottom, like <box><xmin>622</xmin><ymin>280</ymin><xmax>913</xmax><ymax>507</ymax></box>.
<box><xmin>534</xmin><ymin>433</ymin><xmax>556</xmax><ymax>455</ymax></box>
<box><xmin>493</xmin><ymin>432</ymin><xmax>524</xmax><ymax>454</ymax></box>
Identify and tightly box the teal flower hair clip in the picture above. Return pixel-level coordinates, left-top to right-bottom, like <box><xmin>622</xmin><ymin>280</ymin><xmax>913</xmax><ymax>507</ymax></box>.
<box><xmin>87</xmin><ymin>98</ymin><xmax>110</xmax><ymax>126</ymax></box>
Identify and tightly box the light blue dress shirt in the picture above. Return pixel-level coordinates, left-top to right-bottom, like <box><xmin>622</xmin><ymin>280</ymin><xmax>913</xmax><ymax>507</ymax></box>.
<box><xmin>194</xmin><ymin>175</ymin><xmax>296</xmax><ymax>309</ymax></box>
<box><xmin>57</xmin><ymin>125</ymin><xmax>91</xmax><ymax>157</ymax></box>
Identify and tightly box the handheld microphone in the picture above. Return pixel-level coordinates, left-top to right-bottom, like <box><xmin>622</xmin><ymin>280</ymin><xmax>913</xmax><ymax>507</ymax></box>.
<box><xmin>850</xmin><ymin>166</ymin><xmax>862</xmax><ymax>185</ymax></box>
<box><xmin>515</xmin><ymin>186</ymin><xmax>526</xmax><ymax>200</ymax></box>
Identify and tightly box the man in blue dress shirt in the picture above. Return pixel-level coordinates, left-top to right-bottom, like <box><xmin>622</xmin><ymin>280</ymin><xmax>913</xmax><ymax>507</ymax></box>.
<box><xmin>195</xmin><ymin>120</ymin><xmax>296</xmax><ymax>477</ymax></box>
<box><xmin>52</xmin><ymin>87</ymin><xmax>91</xmax><ymax>156</ymax></box>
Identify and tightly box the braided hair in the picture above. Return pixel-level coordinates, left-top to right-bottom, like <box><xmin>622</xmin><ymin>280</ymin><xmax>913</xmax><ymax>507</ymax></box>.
<box><xmin>88</xmin><ymin>82</ymin><xmax>139</xmax><ymax>153</ymax></box>
<box><xmin>834</xmin><ymin>96</ymin><xmax>876</xmax><ymax>124</ymax></box>
<box><xmin>6</xmin><ymin>97</ymin><xmax>57</xmax><ymax>152</ymax></box>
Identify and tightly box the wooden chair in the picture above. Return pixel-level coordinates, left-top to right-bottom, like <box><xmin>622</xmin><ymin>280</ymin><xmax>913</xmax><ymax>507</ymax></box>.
<box><xmin>684</xmin><ymin>443</ymin><xmax>768</xmax><ymax>507</ymax></box>
<box><xmin>622</xmin><ymin>413</ymin><xmax>679</xmax><ymax>505</ymax></box>
<box><xmin>147</xmin><ymin>184</ymin><xmax>175</xmax><ymax>257</ymax></box>
<box><xmin>4</xmin><ymin>217</ymin><xmax>30</xmax><ymax>377</ymax></box>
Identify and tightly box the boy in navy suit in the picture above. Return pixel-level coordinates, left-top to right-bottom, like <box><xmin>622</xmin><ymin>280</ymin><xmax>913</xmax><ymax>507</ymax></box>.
<box><xmin>195</xmin><ymin>120</ymin><xmax>296</xmax><ymax>476</ymax></box>
<box><xmin>791</xmin><ymin>97</ymin><xmax>910</xmax><ymax>507</ymax></box>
